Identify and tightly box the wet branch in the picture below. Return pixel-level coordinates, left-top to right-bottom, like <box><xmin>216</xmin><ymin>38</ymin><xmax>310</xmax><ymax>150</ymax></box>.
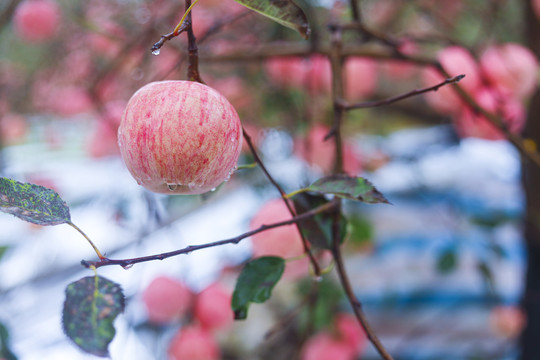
<box><xmin>81</xmin><ymin>201</ymin><xmax>337</xmax><ymax>270</ymax></box>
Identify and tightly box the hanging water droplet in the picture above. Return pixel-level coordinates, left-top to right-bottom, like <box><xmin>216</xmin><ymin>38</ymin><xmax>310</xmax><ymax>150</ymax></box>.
<box><xmin>167</xmin><ymin>183</ymin><xmax>178</xmax><ymax>191</ymax></box>
<box><xmin>188</xmin><ymin>182</ymin><xmax>196</xmax><ymax>189</ymax></box>
<box><xmin>152</xmin><ymin>49</ymin><xmax>161</xmax><ymax>56</ymax></box>
<box><xmin>314</xmin><ymin>275</ymin><xmax>323</xmax><ymax>283</ymax></box>
<box><xmin>210</xmin><ymin>187</ymin><xmax>217</xmax><ymax>192</ymax></box>
<box><xmin>122</xmin><ymin>263</ymin><xmax>134</xmax><ymax>270</ymax></box>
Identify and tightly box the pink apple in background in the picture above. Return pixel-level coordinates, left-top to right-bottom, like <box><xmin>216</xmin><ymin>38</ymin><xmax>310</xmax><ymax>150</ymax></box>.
<box><xmin>305</xmin><ymin>55</ymin><xmax>332</xmax><ymax>95</ymax></box>
<box><xmin>50</xmin><ymin>86</ymin><xmax>93</xmax><ymax>117</ymax></box>
<box><xmin>87</xmin><ymin>101</ymin><xmax>126</xmax><ymax>158</ymax></box>
<box><xmin>87</xmin><ymin>21</ymin><xmax>125</xmax><ymax>58</ymax></box>
<box><xmin>294</xmin><ymin>124</ymin><xmax>362</xmax><ymax>175</ymax></box>
<box><xmin>490</xmin><ymin>305</ymin><xmax>526</xmax><ymax>339</ymax></box>
<box><xmin>422</xmin><ymin>46</ymin><xmax>481</xmax><ymax>115</ymax></box>
<box><xmin>301</xmin><ymin>332</ymin><xmax>355</xmax><ymax>360</ymax></box>
<box><xmin>194</xmin><ymin>283</ymin><xmax>234</xmax><ymax>332</ymax></box>
<box><xmin>249</xmin><ymin>198</ymin><xmax>309</xmax><ymax>279</ymax></box>
<box><xmin>13</xmin><ymin>0</ymin><xmax>61</xmax><ymax>43</ymax></box>
<box><xmin>142</xmin><ymin>276</ymin><xmax>193</xmax><ymax>324</ymax></box>
<box><xmin>453</xmin><ymin>87</ymin><xmax>525</xmax><ymax>141</ymax></box>
<box><xmin>118</xmin><ymin>81</ymin><xmax>243</xmax><ymax>195</ymax></box>
<box><xmin>344</xmin><ymin>57</ymin><xmax>377</xmax><ymax>101</ymax></box>
<box><xmin>335</xmin><ymin>313</ymin><xmax>367</xmax><ymax>353</ymax></box>
<box><xmin>380</xmin><ymin>40</ymin><xmax>419</xmax><ymax>79</ymax></box>
<box><xmin>479</xmin><ymin>43</ymin><xmax>539</xmax><ymax>100</ymax></box>
<box><xmin>168</xmin><ymin>325</ymin><xmax>220</xmax><ymax>360</ymax></box>
<box><xmin>265</xmin><ymin>56</ymin><xmax>307</xmax><ymax>89</ymax></box>
<box><xmin>0</xmin><ymin>113</ymin><xmax>28</xmax><ymax>145</ymax></box>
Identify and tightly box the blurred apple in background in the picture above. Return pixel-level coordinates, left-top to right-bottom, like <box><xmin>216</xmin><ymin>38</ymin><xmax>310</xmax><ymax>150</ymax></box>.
<box><xmin>344</xmin><ymin>57</ymin><xmax>377</xmax><ymax>101</ymax></box>
<box><xmin>13</xmin><ymin>0</ymin><xmax>61</xmax><ymax>43</ymax></box>
<box><xmin>453</xmin><ymin>87</ymin><xmax>525</xmax><ymax>140</ymax></box>
<box><xmin>422</xmin><ymin>46</ymin><xmax>481</xmax><ymax>115</ymax></box>
<box><xmin>142</xmin><ymin>276</ymin><xmax>193</xmax><ymax>324</ymax></box>
<box><xmin>0</xmin><ymin>113</ymin><xmax>28</xmax><ymax>146</ymax></box>
<box><xmin>479</xmin><ymin>43</ymin><xmax>539</xmax><ymax>100</ymax></box>
<box><xmin>168</xmin><ymin>325</ymin><xmax>220</xmax><ymax>360</ymax></box>
<box><xmin>194</xmin><ymin>282</ymin><xmax>234</xmax><ymax>332</ymax></box>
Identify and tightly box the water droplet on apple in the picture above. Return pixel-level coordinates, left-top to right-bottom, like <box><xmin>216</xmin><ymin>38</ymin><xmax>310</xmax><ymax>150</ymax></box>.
<box><xmin>152</xmin><ymin>49</ymin><xmax>161</xmax><ymax>56</ymax></box>
<box><xmin>188</xmin><ymin>182</ymin><xmax>196</xmax><ymax>189</ymax></box>
<box><xmin>167</xmin><ymin>183</ymin><xmax>178</xmax><ymax>191</ymax></box>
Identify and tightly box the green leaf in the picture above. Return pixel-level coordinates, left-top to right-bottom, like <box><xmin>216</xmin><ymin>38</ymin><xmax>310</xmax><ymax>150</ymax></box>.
<box><xmin>306</xmin><ymin>175</ymin><xmax>390</xmax><ymax>204</ymax></box>
<box><xmin>0</xmin><ymin>322</ymin><xmax>17</xmax><ymax>360</ymax></box>
<box><xmin>232</xmin><ymin>256</ymin><xmax>285</xmax><ymax>320</ymax></box>
<box><xmin>0</xmin><ymin>177</ymin><xmax>70</xmax><ymax>226</ymax></box>
<box><xmin>62</xmin><ymin>276</ymin><xmax>125</xmax><ymax>357</ymax></box>
<box><xmin>293</xmin><ymin>193</ymin><xmax>347</xmax><ymax>250</ymax></box>
<box><xmin>233</xmin><ymin>0</ymin><xmax>310</xmax><ymax>39</ymax></box>
<box><xmin>436</xmin><ymin>249</ymin><xmax>457</xmax><ymax>273</ymax></box>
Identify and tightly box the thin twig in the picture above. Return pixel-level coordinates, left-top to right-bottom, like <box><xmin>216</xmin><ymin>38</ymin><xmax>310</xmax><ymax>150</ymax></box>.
<box><xmin>331</xmin><ymin>206</ymin><xmax>394</xmax><ymax>360</ymax></box>
<box><xmin>337</xmin><ymin>74</ymin><xmax>466</xmax><ymax>110</ymax></box>
<box><xmin>81</xmin><ymin>201</ymin><xmax>337</xmax><ymax>269</ymax></box>
<box><xmin>242</xmin><ymin>128</ymin><xmax>322</xmax><ymax>277</ymax></box>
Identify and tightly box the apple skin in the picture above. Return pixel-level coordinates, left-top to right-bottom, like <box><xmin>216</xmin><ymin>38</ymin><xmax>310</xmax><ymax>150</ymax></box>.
<box><xmin>13</xmin><ymin>0</ymin><xmax>61</xmax><ymax>43</ymax></box>
<box><xmin>168</xmin><ymin>325</ymin><xmax>220</xmax><ymax>360</ymax></box>
<box><xmin>142</xmin><ymin>276</ymin><xmax>193</xmax><ymax>324</ymax></box>
<box><xmin>118</xmin><ymin>81</ymin><xmax>243</xmax><ymax>195</ymax></box>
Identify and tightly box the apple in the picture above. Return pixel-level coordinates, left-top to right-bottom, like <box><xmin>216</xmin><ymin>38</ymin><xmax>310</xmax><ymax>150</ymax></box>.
<box><xmin>142</xmin><ymin>276</ymin><xmax>193</xmax><ymax>324</ymax></box>
<box><xmin>13</xmin><ymin>0</ymin><xmax>61</xmax><ymax>43</ymax></box>
<box><xmin>301</xmin><ymin>332</ymin><xmax>355</xmax><ymax>360</ymax></box>
<box><xmin>118</xmin><ymin>80</ymin><xmax>243</xmax><ymax>195</ymax></box>
<box><xmin>453</xmin><ymin>87</ymin><xmax>525</xmax><ymax>140</ymax></box>
<box><xmin>422</xmin><ymin>46</ymin><xmax>481</xmax><ymax>114</ymax></box>
<box><xmin>479</xmin><ymin>43</ymin><xmax>539</xmax><ymax>100</ymax></box>
<box><xmin>168</xmin><ymin>325</ymin><xmax>220</xmax><ymax>360</ymax></box>
<box><xmin>344</xmin><ymin>57</ymin><xmax>377</xmax><ymax>100</ymax></box>
<box><xmin>194</xmin><ymin>282</ymin><xmax>234</xmax><ymax>332</ymax></box>
<box><xmin>305</xmin><ymin>55</ymin><xmax>332</xmax><ymax>95</ymax></box>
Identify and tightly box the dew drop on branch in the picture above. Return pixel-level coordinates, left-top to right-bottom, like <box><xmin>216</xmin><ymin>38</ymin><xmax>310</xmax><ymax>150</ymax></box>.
<box><xmin>152</xmin><ymin>49</ymin><xmax>161</xmax><ymax>56</ymax></box>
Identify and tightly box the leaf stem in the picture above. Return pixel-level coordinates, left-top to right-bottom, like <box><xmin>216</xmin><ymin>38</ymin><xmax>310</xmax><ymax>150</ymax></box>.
<box><xmin>173</xmin><ymin>0</ymin><xmax>201</xmax><ymax>35</ymax></box>
<box><xmin>67</xmin><ymin>221</ymin><xmax>106</xmax><ymax>260</ymax></box>
<box><xmin>237</xmin><ymin>162</ymin><xmax>258</xmax><ymax>170</ymax></box>
<box><xmin>285</xmin><ymin>188</ymin><xmax>309</xmax><ymax>199</ymax></box>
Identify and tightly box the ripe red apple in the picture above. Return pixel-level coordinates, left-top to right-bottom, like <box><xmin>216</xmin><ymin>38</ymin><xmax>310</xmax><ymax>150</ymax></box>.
<box><xmin>142</xmin><ymin>276</ymin><xmax>193</xmax><ymax>324</ymax></box>
<box><xmin>194</xmin><ymin>282</ymin><xmax>234</xmax><ymax>332</ymax></box>
<box><xmin>118</xmin><ymin>80</ymin><xmax>243</xmax><ymax>195</ymax></box>
<box><xmin>168</xmin><ymin>325</ymin><xmax>220</xmax><ymax>360</ymax></box>
<box><xmin>301</xmin><ymin>332</ymin><xmax>355</xmax><ymax>360</ymax></box>
<box><xmin>479</xmin><ymin>43</ymin><xmax>539</xmax><ymax>100</ymax></box>
<box><xmin>422</xmin><ymin>46</ymin><xmax>481</xmax><ymax>114</ymax></box>
<box><xmin>13</xmin><ymin>0</ymin><xmax>61</xmax><ymax>43</ymax></box>
<box><xmin>453</xmin><ymin>87</ymin><xmax>525</xmax><ymax>140</ymax></box>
